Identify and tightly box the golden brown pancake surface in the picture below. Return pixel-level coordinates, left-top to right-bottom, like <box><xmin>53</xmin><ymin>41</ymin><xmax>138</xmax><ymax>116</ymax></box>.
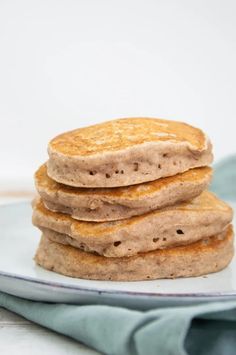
<box><xmin>49</xmin><ymin>117</ymin><xmax>208</xmax><ymax>156</ymax></box>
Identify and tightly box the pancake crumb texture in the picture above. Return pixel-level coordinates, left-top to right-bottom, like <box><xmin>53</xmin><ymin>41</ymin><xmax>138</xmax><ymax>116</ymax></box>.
<box><xmin>34</xmin><ymin>225</ymin><xmax>234</xmax><ymax>281</ymax></box>
<box><xmin>35</xmin><ymin>164</ymin><xmax>212</xmax><ymax>221</ymax></box>
<box><xmin>32</xmin><ymin>192</ymin><xmax>233</xmax><ymax>257</ymax></box>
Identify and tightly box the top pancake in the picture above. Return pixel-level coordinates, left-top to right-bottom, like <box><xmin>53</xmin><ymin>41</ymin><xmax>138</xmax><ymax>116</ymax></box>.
<box><xmin>47</xmin><ymin>117</ymin><xmax>213</xmax><ymax>187</ymax></box>
<box><xmin>50</xmin><ymin>118</ymin><xmax>208</xmax><ymax>156</ymax></box>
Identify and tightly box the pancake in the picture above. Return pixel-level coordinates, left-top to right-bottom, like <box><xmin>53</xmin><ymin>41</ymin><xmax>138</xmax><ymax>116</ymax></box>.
<box><xmin>35</xmin><ymin>164</ymin><xmax>212</xmax><ymax>221</ymax></box>
<box><xmin>32</xmin><ymin>191</ymin><xmax>233</xmax><ymax>257</ymax></box>
<box><xmin>47</xmin><ymin>117</ymin><xmax>213</xmax><ymax>187</ymax></box>
<box><xmin>34</xmin><ymin>225</ymin><xmax>234</xmax><ymax>281</ymax></box>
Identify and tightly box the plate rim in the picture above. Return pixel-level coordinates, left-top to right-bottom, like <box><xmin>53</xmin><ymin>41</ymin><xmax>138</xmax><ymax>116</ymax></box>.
<box><xmin>1</xmin><ymin>269</ymin><xmax>236</xmax><ymax>299</ymax></box>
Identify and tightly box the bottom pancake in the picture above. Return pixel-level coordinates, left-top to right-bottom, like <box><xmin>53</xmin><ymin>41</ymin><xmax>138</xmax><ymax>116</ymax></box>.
<box><xmin>35</xmin><ymin>225</ymin><xmax>234</xmax><ymax>281</ymax></box>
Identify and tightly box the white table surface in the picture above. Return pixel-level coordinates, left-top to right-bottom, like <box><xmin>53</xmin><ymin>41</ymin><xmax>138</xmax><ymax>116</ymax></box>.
<box><xmin>0</xmin><ymin>194</ymin><xmax>100</xmax><ymax>355</ymax></box>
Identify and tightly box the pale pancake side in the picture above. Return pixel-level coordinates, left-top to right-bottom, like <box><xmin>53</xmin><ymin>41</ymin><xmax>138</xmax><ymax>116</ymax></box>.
<box><xmin>32</xmin><ymin>192</ymin><xmax>233</xmax><ymax>257</ymax></box>
<box><xmin>47</xmin><ymin>118</ymin><xmax>213</xmax><ymax>187</ymax></box>
<box><xmin>35</xmin><ymin>164</ymin><xmax>212</xmax><ymax>221</ymax></box>
<box><xmin>35</xmin><ymin>225</ymin><xmax>234</xmax><ymax>281</ymax></box>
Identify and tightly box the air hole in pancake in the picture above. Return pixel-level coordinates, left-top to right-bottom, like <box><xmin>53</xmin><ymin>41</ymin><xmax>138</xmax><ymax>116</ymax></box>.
<box><xmin>147</xmin><ymin>276</ymin><xmax>150</xmax><ymax>279</ymax></box>
<box><xmin>173</xmin><ymin>161</ymin><xmax>177</xmax><ymax>165</ymax></box>
<box><xmin>170</xmin><ymin>273</ymin><xmax>174</xmax><ymax>277</ymax></box>
<box><xmin>120</xmin><ymin>170</ymin><xmax>124</xmax><ymax>174</ymax></box>
<box><xmin>114</xmin><ymin>241</ymin><xmax>121</xmax><ymax>247</ymax></box>
<box><xmin>134</xmin><ymin>163</ymin><xmax>139</xmax><ymax>171</ymax></box>
<box><xmin>176</xmin><ymin>229</ymin><xmax>184</xmax><ymax>235</ymax></box>
<box><xmin>106</xmin><ymin>173</ymin><xmax>111</xmax><ymax>178</ymax></box>
<box><xmin>115</xmin><ymin>170</ymin><xmax>119</xmax><ymax>174</ymax></box>
<box><xmin>158</xmin><ymin>164</ymin><xmax>161</xmax><ymax>169</ymax></box>
<box><xmin>163</xmin><ymin>237</ymin><xmax>167</xmax><ymax>241</ymax></box>
<box><xmin>128</xmin><ymin>248</ymin><xmax>131</xmax><ymax>251</ymax></box>
<box><xmin>153</xmin><ymin>238</ymin><xmax>159</xmax><ymax>243</ymax></box>
<box><xmin>163</xmin><ymin>153</ymin><xmax>168</xmax><ymax>157</ymax></box>
<box><xmin>89</xmin><ymin>171</ymin><xmax>97</xmax><ymax>175</ymax></box>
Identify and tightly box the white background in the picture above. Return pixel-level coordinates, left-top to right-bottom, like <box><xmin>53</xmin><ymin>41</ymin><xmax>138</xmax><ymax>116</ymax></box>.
<box><xmin>0</xmin><ymin>0</ymin><xmax>235</xmax><ymax>188</ymax></box>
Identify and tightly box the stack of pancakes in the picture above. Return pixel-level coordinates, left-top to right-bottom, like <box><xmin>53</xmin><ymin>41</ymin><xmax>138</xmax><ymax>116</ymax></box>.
<box><xmin>33</xmin><ymin>118</ymin><xmax>234</xmax><ymax>281</ymax></box>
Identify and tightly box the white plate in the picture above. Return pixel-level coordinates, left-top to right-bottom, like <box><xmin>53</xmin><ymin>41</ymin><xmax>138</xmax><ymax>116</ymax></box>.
<box><xmin>0</xmin><ymin>202</ymin><xmax>235</xmax><ymax>309</ymax></box>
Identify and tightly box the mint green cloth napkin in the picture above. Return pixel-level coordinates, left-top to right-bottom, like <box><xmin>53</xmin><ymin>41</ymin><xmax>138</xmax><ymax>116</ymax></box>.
<box><xmin>0</xmin><ymin>155</ymin><xmax>235</xmax><ymax>355</ymax></box>
<box><xmin>210</xmin><ymin>155</ymin><xmax>236</xmax><ymax>201</ymax></box>
<box><xmin>1</xmin><ymin>292</ymin><xmax>236</xmax><ymax>355</ymax></box>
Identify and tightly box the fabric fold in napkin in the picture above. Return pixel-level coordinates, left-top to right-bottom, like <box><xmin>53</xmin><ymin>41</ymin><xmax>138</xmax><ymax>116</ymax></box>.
<box><xmin>0</xmin><ymin>155</ymin><xmax>235</xmax><ymax>355</ymax></box>
<box><xmin>1</xmin><ymin>292</ymin><xmax>236</xmax><ymax>355</ymax></box>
